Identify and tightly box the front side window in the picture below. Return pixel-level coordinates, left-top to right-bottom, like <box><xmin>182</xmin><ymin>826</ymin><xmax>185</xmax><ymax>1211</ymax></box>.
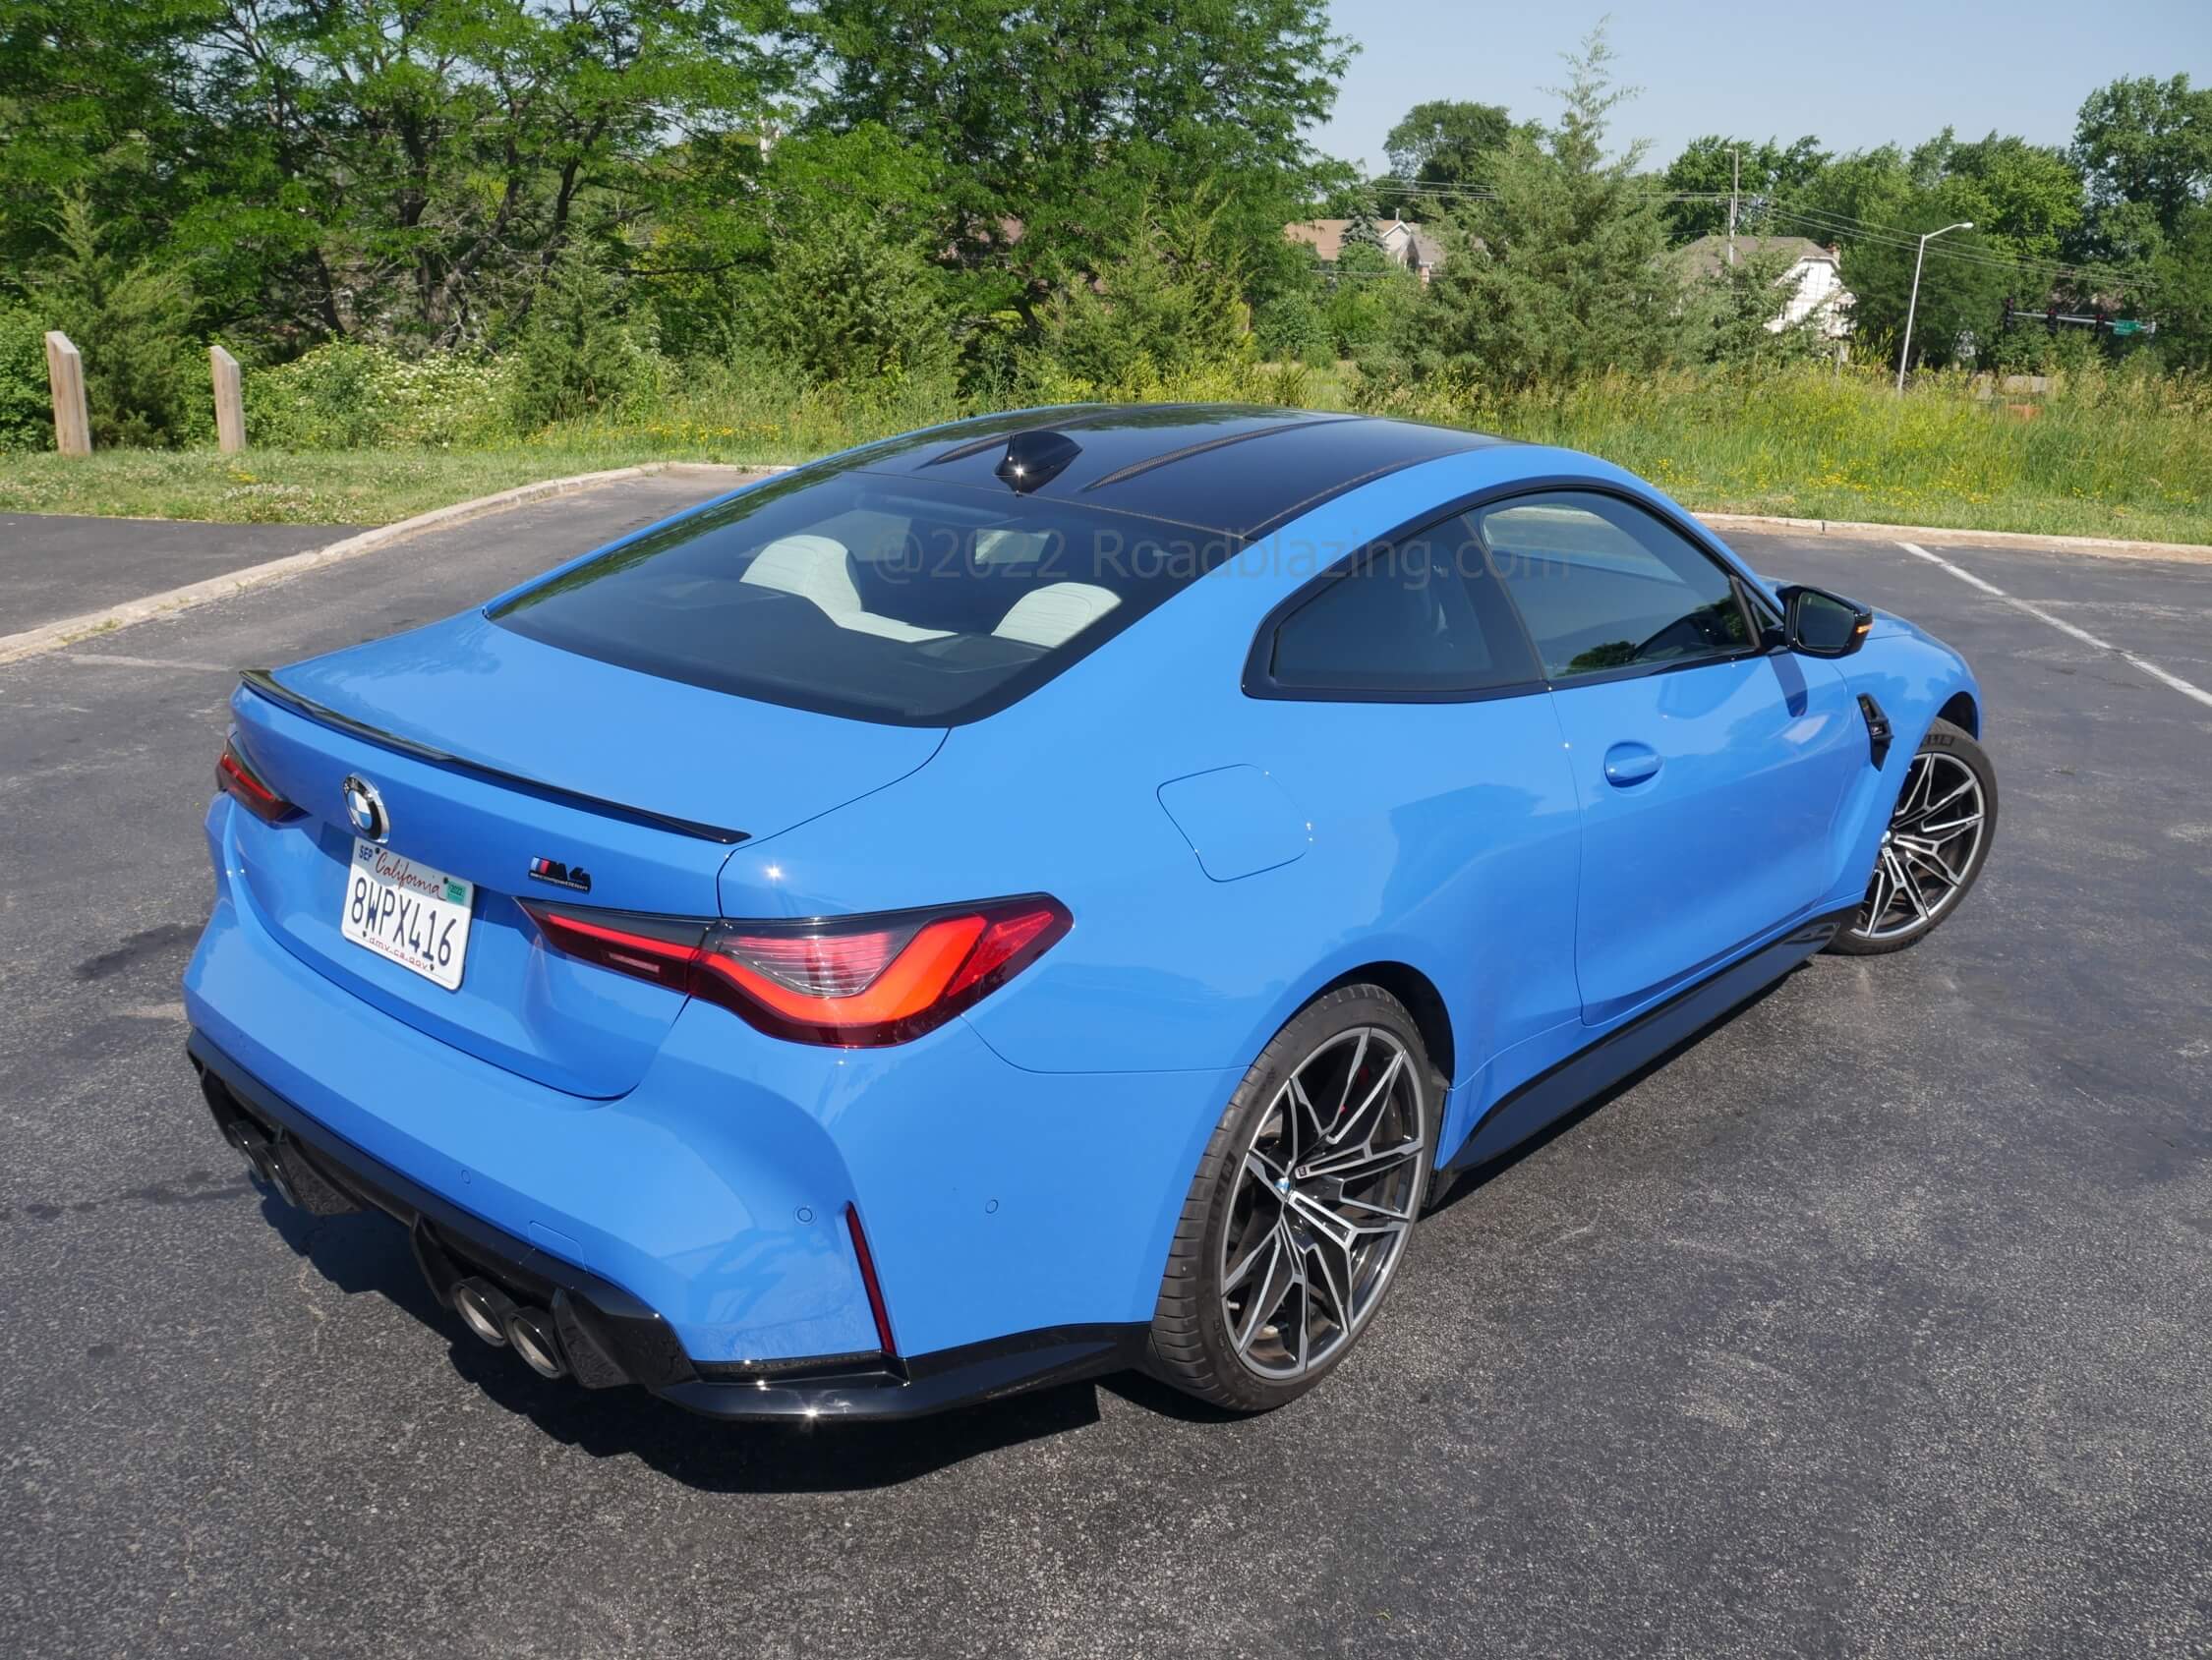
<box><xmin>491</xmin><ymin>470</ymin><xmax>1236</xmax><ymax>725</ymax></box>
<box><xmin>1263</xmin><ymin>516</ymin><xmax>1539</xmax><ymax>696</ymax></box>
<box><xmin>1475</xmin><ymin>492</ymin><xmax>1752</xmax><ymax>681</ymax></box>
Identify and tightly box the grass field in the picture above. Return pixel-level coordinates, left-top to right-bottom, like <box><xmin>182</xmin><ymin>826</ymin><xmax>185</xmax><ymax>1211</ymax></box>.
<box><xmin>4</xmin><ymin>363</ymin><xmax>2205</xmax><ymax>544</ymax></box>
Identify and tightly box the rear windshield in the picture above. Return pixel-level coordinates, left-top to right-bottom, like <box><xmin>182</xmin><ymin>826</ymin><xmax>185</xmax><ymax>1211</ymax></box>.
<box><xmin>490</xmin><ymin>470</ymin><xmax>1238</xmax><ymax>725</ymax></box>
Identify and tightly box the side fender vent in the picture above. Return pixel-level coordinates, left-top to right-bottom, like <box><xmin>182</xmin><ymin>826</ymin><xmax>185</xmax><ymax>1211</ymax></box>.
<box><xmin>1858</xmin><ymin>693</ymin><xmax>1894</xmax><ymax>769</ymax></box>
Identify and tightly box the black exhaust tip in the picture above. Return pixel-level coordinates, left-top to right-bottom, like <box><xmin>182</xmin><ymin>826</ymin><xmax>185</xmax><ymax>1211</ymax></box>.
<box><xmin>453</xmin><ymin>1278</ymin><xmax>517</xmax><ymax>1347</ymax></box>
<box><xmin>219</xmin><ymin>1116</ymin><xmax>299</xmax><ymax>1207</ymax></box>
<box><xmin>503</xmin><ymin>1306</ymin><xmax>568</xmax><ymax>1380</ymax></box>
<box><xmin>202</xmin><ymin>1066</ymin><xmax>357</xmax><ymax>1215</ymax></box>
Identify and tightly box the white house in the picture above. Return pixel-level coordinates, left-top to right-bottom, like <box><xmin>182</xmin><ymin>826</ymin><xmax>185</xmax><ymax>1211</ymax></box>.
<box><xmin>1675</xmin><ymin>235</ymin><xmax>1854</xmax><ymax>340</ymax></box>
<box><xmin>1284</xmin><ymin>212</ymin><xmax>1443</xmax><ymax>284</ymax></box>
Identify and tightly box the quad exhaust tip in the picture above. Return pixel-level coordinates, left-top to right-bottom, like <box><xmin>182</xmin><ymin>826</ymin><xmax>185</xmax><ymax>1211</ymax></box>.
<box><xmin>453</xmin><ymin>1279</ymin><xmax>516</xmax><ymax>1347</ymax></box>
<box><xmin>220</xmin><ymin>1117</ymin><xmax>299</xmax><ymax>1208</ymax></box>
<box><xmin>503</xmin><ymin>1306</ymin><xmax>568</xmax><ymax>1380</ymax></box>
<box><xmin>452</xmin><ymin>1278</ymin><xmax>568</xmax><ymax>1380</ymax></box>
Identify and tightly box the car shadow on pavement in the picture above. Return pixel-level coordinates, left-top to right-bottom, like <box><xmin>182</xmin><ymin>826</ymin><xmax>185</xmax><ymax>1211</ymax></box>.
<box><xmin>264</xmin><ymin>1194</ymin><xmax>1112</xmax><ymax>1490</ymax></box>
<box><xmin>1426</xmin><ymin>971</ymin><xmax>1798</xmax><ymax>1218</ymax></box>
<box><xmin>259</xmin><ymin>966</ymin><xmax>1811</xmax><ymax>1486</ymax></box>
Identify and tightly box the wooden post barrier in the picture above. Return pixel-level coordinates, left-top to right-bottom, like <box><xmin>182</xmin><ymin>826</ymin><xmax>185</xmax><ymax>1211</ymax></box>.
<box><xmin>210</xmin><ymin>344</ymin><xmax>246</xmax><ymax>453</ymax></box>
<box><xmin>44</xmin><ymin>331</ymin><xmax>91</xmax><ymax>456</ymax></box>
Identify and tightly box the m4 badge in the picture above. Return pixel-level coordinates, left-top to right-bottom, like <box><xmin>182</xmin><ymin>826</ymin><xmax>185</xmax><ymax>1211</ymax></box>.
<box><xmin>526</xmin><ymin>856</ymin><xmax>592</xmax><ymax>893</ymax></box>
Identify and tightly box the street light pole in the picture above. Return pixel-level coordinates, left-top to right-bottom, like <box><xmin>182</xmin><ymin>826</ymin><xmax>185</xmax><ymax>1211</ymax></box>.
<box><xmin>1895</xmin><ymin>221</ymin><xmax>1974</xmax><ymax>393</ymax></box>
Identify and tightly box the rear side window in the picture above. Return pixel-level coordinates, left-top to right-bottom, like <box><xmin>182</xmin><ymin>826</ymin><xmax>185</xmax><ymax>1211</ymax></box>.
<box><xmin>1260</xmin><ymin>515</ymin><xmax>1540</xmax><ymax>697</ymax></box>
<box><xmin>1476</xmin><ymin>492</ymin><xmax>1752</xmax><ymax>680</ymax></box>
<box><xmin>491</xmin><ymin>471</ymin><xmax>1236</xmax><ymax>725</ymax></box>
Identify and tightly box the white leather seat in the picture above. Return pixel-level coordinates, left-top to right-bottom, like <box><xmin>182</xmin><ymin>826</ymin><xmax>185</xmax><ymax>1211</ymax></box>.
<box><xmin>741</xmin><ymin>536</ymin><xmax>951</xmax><ymax>643</ymax></box>
<box><xmin>993</xmin><ymin>582</ymin><xmax>1121</xmax><ymax>649</ymax></box>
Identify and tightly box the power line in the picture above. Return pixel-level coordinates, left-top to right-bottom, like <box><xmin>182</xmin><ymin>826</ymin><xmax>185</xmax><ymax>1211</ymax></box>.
<box><xmin>1365</xmin><ymin>184</ymin><xmax>2151</xmax><ymax>289</ymax></box>
<box><xmin>1768</xmin><ymin>204</ymin><xmax>2154</xmax><ymax>291</ymax></box>
<box><xmin>1324</xmin><ymin>181</ymin><xmax>2155</xmax><ymax>296</ymax></box>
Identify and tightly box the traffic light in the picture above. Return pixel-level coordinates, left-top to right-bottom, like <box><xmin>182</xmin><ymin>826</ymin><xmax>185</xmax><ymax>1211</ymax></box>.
<box><xmin>2046</xmin><ymin>303</ymin><xmax>2061</xmax><ymax>334</ymax></box>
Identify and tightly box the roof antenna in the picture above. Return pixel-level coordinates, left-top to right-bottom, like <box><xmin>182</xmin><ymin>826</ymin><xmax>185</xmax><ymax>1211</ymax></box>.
<box><xmin>996</xmin><ymin>429</ymin><xmax>1081</xmax><ymax>493</ymax></box>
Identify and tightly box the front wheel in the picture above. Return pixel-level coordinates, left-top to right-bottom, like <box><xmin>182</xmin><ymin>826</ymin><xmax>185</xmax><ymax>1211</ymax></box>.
<box><xmin>1148</xmin><ymin>985</ymin><xmax>1436</xmax><ymax>1412</ymax></box>
<box><xmin>1830</xmin><ymin>716</ymin><xmax>1997</xmax><ymax>955</ymax></box>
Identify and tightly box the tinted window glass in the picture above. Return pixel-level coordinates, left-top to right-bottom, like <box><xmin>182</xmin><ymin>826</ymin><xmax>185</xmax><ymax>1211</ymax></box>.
<box><xmin>1476</xmin><ymin>493</ymin><xmax>1751</xmax><ymax>680</ymax></box>
<box><xmin>1267</xmin><ymin>516</ymin><xmax>1539</xmax><ymax>694</ymax></box>
<box><xmin>491</xmin><ymin>471</ymin><xmax>1236</xmax><ymax>725</ymax></box>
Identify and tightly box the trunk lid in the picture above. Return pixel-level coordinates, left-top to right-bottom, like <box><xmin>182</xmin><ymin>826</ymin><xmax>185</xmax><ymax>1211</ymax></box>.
<box><xmin>226</xmin><ymin>615</ymin><xmax>945</xmax><ymax>1098</ymax></box>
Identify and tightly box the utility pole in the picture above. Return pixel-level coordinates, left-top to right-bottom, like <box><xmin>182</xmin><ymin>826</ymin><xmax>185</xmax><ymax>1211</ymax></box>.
<box><xmin>1726</xmin><ymin>145</ymin><xmax>1739</xmax><ymax>266</ymax></box>
<box><xmin>1895</xmin><ymin>221</ymin><xmax>1973</xmax><ymax>393</ymax></box>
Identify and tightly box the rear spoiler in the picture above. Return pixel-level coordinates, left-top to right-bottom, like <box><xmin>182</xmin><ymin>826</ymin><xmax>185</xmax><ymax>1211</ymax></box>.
<box><xmin>236</xmin><ymin>668</ymin><xmax>750</xmax><ymax>845</ymax></box>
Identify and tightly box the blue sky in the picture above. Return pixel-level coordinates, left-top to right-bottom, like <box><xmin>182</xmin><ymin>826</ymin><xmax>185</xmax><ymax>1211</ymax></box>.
<box><xmin>1315</xmin><ymin>1</ymin><xmax>2212</xmax><ymax>176</ymax></box>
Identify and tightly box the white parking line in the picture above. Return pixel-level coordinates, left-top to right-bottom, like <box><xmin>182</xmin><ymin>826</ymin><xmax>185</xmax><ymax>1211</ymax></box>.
<box><xmin>1898</xmin><ymin>542</ymin><xmax>2212</xmax><ymax>711</ymax></box>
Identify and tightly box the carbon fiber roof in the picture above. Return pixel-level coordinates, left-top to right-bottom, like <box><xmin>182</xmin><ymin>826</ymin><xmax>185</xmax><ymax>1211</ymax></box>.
<box><xmin>837</xmin><ymin>404</ymin><xmax>1510</xmax><ymax>540</ymax></box>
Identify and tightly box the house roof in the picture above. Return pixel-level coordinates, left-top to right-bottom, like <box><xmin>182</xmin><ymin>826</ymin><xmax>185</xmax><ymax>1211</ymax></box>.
<box><xmin>1672</xmin><ymin>234</ymin><xmax>1836</xmax><ymax>280</ymax></box>
<box><xmin>1285</xmin><ymin>217</ymin><xmax>1426</xmax><ymax>263</ymax></box>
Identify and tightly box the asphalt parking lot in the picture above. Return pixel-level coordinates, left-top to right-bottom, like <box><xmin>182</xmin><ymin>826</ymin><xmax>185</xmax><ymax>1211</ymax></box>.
<box><xmin>0</xmin><ymin>514</ymin><xmax>362</xmax><ymax>637</ymax></box>
<box><xmin>2</xmin><ymin>479</ymin><xmax>2207</xmax><ymax>1658</ymax></box>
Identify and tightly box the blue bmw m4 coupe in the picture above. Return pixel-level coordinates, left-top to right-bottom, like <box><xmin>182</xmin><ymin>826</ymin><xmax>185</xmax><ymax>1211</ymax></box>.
<box><xmin>185</xmin><ymin>405</ymin><xmax>1996</xmax><ymax>1418</ymax></box>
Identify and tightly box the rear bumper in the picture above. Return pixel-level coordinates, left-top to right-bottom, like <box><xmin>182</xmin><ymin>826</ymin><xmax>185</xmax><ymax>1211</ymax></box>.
<box><xmin>183</xmin><ymin>793</ymin><xmax>1228</xmax><ymax>1418</ymax></box>
<box><xmin>191</xmin><ymin>1031</ymin><xmax>1150</xmax><ymax>1420</ymax></box>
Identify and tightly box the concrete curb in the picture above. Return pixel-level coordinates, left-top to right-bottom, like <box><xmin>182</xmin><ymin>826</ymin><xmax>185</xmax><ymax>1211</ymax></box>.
<box><xmin>1696</xmin><ymin>511</ymin><xmax>2212</xmax><ymax>563</ymax></box>
<box><xmin>0</xmin><ymin>462</ymin><xmax>775</xmax><ymax>668</ymax></box>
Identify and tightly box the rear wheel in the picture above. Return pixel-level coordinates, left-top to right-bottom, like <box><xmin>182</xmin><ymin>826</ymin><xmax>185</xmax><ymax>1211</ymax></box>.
<box><xmin>1148</xmin><ymin>985</ymin><xmax>1435</xmax><ymax>1412</ymax></box>
<box><xmin>1831</xmin><ymin>717</ymin><xmax>1997</xmax><ymax>955</ymax></box>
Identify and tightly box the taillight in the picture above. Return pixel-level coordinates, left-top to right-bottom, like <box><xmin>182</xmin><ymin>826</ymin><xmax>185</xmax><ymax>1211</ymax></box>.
<box><xmin>519</xmin><ymin>894</ymin><xmax>1072</xmax><ymax>1048</ymax></box>
<box><xmin>216</xmin><ymin>736</ymin><xmax>301</xmax><ymax>824</ymax></box>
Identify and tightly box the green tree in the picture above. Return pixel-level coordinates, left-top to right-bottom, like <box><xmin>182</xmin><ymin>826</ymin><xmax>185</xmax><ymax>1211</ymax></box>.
<box><xmin>101</xmin><ymin>0</ymin><xmax>788</xmax><ymax>348</ymax></box>
<box><xmin>2146</xmin><ymin>203</ymin><xmax>2212</xmax><ymax>372</ymax></box>
<box><xmin>1254</xmin><ymin>279</ymin><xmax>1329</xmax><ymax>366</ymax></box>
<box><xmin>1340</xmin><ymin>186</ymin><xmax>1386</xmax><ymax>256</ymax></box>
<box><xmin>2070</xmin><ymin>74</ymin><xmax>2212</xmax><ymax>250</ymax></box>
<box><xmin>1392</xmin><ymin>26</ymin><xmax>1682</xmax><ymax>393</ymax></box>
<box><xmin>1693</xmin><ymin>247</ymin><xmax>1832</xmax><ymax>370</ymax></box>
<box><xmin>1323</xmin><ymin>239</ymin><xmax>1421</xmax><ymax>358</ymax></box>
<box><xmin>1030</xmin><ymin>194</ymin><xmax>1254</xmax><ymax>391</ymax></box>
<box><xmin>1906</xmin><ymin>129</ymin><xmax>2083</xmax><ymax>259</ymax></box>
<box><xmin>32</xmin><ymin>195</ymin><xmax>204</xmax><ymax>445</ymax></box>
<box><xmin>1840</xmin><ymin>211</ymin><xmax>2011</xmax><ymax>372</ymax></box>
<box><xmin>1783</xmin><ymin>143</ymin><xmax>1916</xmax><ymax>239</ymax></box>
<box><xmin>1661</xmin><ymin>135</ymin><xmax>1829</xmax><ymax>240</ymax></box>
<box><xmin>0</xmin><ymin>0</ymin><xmax>212</xmax><ymax>281</ymax></box>
<box><xmin>749</xmin><ymin>212</ymin><xmax>958</xmax><ymax>386</ymax></box>
<box><xmin>791</xmin><ymin>0</ymin><xmax>1351</xmax><ymax>323</ymax></box>
<box><xmin>1377</xmin><ymin>99</ymin><xmax>1517</xmax><ymax>215</ymax></box>
<box><xmin>0</xmin><ymin>305</ymin><xmax>52</xmax><ymax>450</ymax></box>
<box><xmin>505</xmin><ymin>245</ymin><xmax>665</xmax><ymax>429</ymax></box>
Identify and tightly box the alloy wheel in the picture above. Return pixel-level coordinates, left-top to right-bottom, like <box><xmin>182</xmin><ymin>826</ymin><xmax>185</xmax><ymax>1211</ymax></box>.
<box><xmin>1855</xmin><ymin>749</ymin><xmax>1988</xmax><ymax>942</ymax></box>
<box><xmin>1218</xmin><ymin>1026</ymin><xmax>1427</xmax><ymax>1382</ymax></box>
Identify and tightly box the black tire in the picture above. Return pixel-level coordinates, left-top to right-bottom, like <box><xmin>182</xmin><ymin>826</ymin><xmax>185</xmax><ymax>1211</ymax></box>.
<box><xmin>1829</xmin><ymin>716</ymin><xmax>1998</xmax><ymax>956</ymax></box>
<box><xmin>1147</xmin><ymin>984</ymin><xmax>1438</xmax><ymax>1412</ymax></box>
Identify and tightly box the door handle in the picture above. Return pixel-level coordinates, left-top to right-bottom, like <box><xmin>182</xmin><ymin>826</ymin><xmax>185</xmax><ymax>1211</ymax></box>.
<box><xmin>1602</xmin><ymin>742</ymin><xmax>1662</xmax><ymax>786</ymax></box>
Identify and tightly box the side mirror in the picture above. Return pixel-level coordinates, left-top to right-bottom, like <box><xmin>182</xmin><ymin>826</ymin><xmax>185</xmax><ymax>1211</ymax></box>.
<box><xmin>1776</xmin><ymin>584</ymin><xmax>1873</xmax><ymax>658</ymax></box>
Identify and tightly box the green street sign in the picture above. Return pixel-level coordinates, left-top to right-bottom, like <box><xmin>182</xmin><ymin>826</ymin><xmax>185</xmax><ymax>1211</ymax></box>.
<box><xmin>2111</xmin><ymin>319</ymin><xmax>2144</xmax><ymax>335</ymax></box>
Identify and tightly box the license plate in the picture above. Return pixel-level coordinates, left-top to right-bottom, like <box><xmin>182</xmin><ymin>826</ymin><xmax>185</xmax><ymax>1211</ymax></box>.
<box><xmin>339</xmin><ymin>839</ymin><xmax>474</xmax><ymax>991</ymax></box>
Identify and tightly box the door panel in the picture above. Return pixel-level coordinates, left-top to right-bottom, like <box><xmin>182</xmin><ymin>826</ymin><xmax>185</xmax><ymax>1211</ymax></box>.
<box><xmin>1549</xmin><ymin>653</ymin><xmax>1862</xmax><ymax>1024</ymax></box>
<box><xmin>1469</xmin><ymin>487</ymin><xmax>1863</xmax><ymax>1027</ymax></box>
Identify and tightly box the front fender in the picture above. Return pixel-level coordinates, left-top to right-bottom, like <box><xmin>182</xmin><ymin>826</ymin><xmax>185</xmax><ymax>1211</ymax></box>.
<box><xmin>1825</xmin><ymin>628</ymin><xmax>1984</xmax><ymax>910</ymax></box>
